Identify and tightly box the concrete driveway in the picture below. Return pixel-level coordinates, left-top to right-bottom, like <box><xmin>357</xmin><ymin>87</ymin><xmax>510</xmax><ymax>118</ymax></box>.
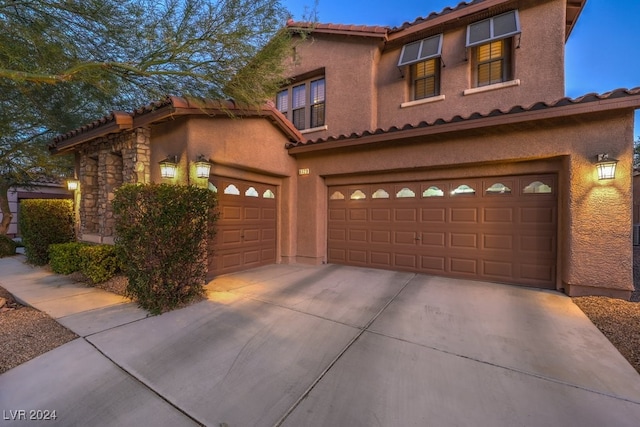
<box><xmin>2</xmin><ymin>263</ymin><xmax>640</xmax><ymax>426</ymax></box>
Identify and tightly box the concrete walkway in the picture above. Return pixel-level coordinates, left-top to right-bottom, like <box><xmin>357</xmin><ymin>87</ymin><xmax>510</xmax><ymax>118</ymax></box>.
<box><xmin>1</xmin><ymin>256</ymin><xmax>640</xmax><ymax>426</ymax></box>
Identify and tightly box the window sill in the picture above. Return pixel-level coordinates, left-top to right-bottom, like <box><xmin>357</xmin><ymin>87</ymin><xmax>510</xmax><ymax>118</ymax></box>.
<box><xmin>463</xmin><ymin>79</ymin><xmax>520</xmax><ymax>96</ymax></box>
<box><xmin>400</xmin><ymin>94</ymin><xmax>446</xmax><ymax>109</ymax></box>
<box><xmin>300</xmin><ymin>125</ymin><xmax>328</xmax><ymax>135</ymax></box>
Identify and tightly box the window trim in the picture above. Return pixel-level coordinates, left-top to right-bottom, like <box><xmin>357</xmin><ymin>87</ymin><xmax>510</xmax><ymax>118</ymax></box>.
<box><xmin>466</xmin><ymin>10</ymin><xmax>521</xmax><ymax>47</ymax></box>
<box><xmin>277</xmin><ymin>75</ymin><xmax>326</xmax><ymax>131</ymax></box>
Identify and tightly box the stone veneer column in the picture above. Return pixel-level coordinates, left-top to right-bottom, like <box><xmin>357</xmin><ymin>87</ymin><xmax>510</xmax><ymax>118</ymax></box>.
<box><xmin>79</xmin><ymin>152</ymin><xmax>99</xmax><ymax>235</ymax></box>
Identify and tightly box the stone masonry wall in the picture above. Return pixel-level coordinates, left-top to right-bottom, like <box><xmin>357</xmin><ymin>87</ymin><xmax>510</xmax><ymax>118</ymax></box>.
<box><xmin>77</xmin><ymin>127</ymin><xmax>151</xmax><ymax>241</ymax></box>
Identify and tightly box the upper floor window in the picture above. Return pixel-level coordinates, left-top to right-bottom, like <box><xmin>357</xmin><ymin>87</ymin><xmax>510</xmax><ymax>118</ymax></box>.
<box><xmin>466</xmin><ymin>10</ymin><xmax>520</xmax><ymax>88</ymax></box>
<box><xmin>276</xmin><ymin>77</ymin><xmax>325</xmax><ymax>131</ymax></box>
<box><xmin>398</xmin><ymin>34</ymin><xmax>443</xmax><ymax>101</ymax></box>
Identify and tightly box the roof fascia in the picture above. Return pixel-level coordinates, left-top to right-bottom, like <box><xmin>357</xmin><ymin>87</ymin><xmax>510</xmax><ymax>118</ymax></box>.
<box><xmin>565</xmin><ymin>0</ymin><xmax>587</xmax><ymax>41</ymax></box>
<box><xmin>287</xmin><ymin>94</ymin><xmax>640</xmax><ymax>154</ymax></box>
<box><xmin>387</xmin><ymin>0</ymin><xmax>510</xmax><ymax>46</ymax></box>
<box><xmin>50</xmin><ymin>112</ymin><xmax>133</xmax><ymax>154</ymax></box>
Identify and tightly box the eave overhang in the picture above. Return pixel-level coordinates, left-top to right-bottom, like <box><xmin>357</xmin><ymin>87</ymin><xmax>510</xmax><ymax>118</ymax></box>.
<box><xmin>49</xmin><ymin>96</ymin><xmax>303</xmax><ymax>155</ymax></box>
<box><xmin>286</xmin><ymin>87</ymin><xmax>640</xmax><ymax>155</ymax></box>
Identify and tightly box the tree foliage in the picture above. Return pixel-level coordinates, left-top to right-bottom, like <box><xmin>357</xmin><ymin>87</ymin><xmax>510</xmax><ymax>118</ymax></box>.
<box><xmin>0</xmin><ymin>0</ymin><xmax>293</xmax><ymax>234</ymax></box>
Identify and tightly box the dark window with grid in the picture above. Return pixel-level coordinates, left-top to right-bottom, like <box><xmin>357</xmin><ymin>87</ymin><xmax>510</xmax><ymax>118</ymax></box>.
<box><xmin>276</xmin><ymin>76</ymin><xmax>326</xmax><ymax>131</ymax></box>
<box><xmin>310</xmin><ymin>78</ymin><xmax>325</xmax><ymax>128</ymax></box>
<box><xmin>475</xmin><ymin>38</ymin><xmax>511</xmax><ymax>87</ymax></box>
<box><xmin>292</xmin><ymin>84</ymin><xmax>306</xmax><ymax>129</ymax></box>
<box><xmin>411</xmin><ymin>59</ymin><xmax>439</xmax><ymax>100</ymax></box>
<box><xmin>276</xmin><ymin>89</ymin><xmax>288</xmax><ymax>119</ymax></box>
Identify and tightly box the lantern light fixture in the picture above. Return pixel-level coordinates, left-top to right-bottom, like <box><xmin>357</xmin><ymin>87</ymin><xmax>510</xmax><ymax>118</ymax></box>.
<box><xmin>194</xmin><ymin>155</ymin><xmax>213</xmax><ymax>179</ymax></box>
<box><xmin>159</xmin><ymin>155</ymin><xmax>178</xmax><ymax>179</ymax></box>
<box><xmin>67</xmin><ymin>179</ymin><xmax>79</xmax><ymax>191</ymax></box>
<box><xmin>595</xmin><ymin>153</ymin><xmax>618</xmax><ymax>180</ymax></box>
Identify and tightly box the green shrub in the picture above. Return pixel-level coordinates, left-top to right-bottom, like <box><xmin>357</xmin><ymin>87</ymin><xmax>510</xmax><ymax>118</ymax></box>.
<box><xmin>113</xmin><ymin>183</ymin><xmax>217</xmax><ymax>314</ymax></box>
<box><xmin>49</xmin><ymin>242</ymin><xmax>89</xmax><ymax>274</ymax></box>
<box><xmin>0</xmin><ymin>235</ymin><xmax>18</xmax><ymax>257</ymax></box>
<box><xmin>79</xmin><ymin>244</ymin><xmax>121</xmax><ymax>284</ymax></box>
<box><xmin>19</xmin><ymin>199</ymin><xmax>75</xmax><ymax>265</ymax></box>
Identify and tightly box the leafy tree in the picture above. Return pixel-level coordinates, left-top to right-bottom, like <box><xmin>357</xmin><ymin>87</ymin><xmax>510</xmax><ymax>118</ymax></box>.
<box><xmin>634</xmin><ymin>137</ymin><xmax>640</xmax><ymax>170</ymax></box>
<box><xmin>0</xmin><ymin>0</ymin><xmax>293</xmax><ymax>234</ymax></box>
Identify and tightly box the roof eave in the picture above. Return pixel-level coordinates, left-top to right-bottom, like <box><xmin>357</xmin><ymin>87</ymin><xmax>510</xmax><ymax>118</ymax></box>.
<box><xmin>287</xmin><ymin>92</ymin><xmax>640</xmax><ymax>154</ymax></box>
<box><xmin>49</xmin><ymin>111</ymin><xmax>133</xmax><ymax>154</ymax></box>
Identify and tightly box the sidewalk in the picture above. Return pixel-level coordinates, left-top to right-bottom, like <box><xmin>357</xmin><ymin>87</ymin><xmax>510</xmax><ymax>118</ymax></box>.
<box><xmin>0</xmin><ymin>255</ymin><xmax>148</xmax><ymax>337</ymax></box>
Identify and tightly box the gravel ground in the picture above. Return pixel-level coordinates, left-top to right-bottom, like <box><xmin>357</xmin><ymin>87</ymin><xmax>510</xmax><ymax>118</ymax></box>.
<box><xmin>1</xmin><ymin>256</ymin><xmax>640</xmax><ymax>375</ymax></box>
<box><xmin>0</xmin><ymin>287</ymin><xmax>77</xmax><ymax>374</ymax></box>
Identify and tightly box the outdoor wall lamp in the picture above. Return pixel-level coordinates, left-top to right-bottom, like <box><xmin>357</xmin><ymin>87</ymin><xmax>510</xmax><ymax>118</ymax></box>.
<box><xmin>159</xmin><ymin>155</ymin><xmax>178</xmax><ymax>179</ymax></box>
<box><xmin>66</xmin><ymin>179</ymin><xmax>79</xmax><ymax>191</ymax></box>
<box><xmin>595</xmin><ymin>153</ymin><xmax>618</xmax><ymax>180</ymax></box>
<box><xmin>194</xmin><ymin>155</ymin><xmax>213</xmax><ymax>179</ymax></box>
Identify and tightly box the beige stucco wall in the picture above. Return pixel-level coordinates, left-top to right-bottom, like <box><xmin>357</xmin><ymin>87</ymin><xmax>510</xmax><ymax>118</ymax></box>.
<box><xmin>290</xmin><ymin>110</ymin><xmax>635</xmax><ymax>298</ymax></box>
<box><xmin>285</xmin><ymin>0</ymin><xmax>567</xmax><ymax>140</ymax></box>
<box><xmin>284</xmin><ymin>34</ymin><xmax>384</xmax><ymax>139</ymax></box>
<box><xmin>377</xmin><ymin>0</ymin><xmax>566</xmax><ymax>129</ymax></box>
<box><xmin>150</xmin><ymin>116</ymin><xmax>298</xmax><ymax>264</ymax></box>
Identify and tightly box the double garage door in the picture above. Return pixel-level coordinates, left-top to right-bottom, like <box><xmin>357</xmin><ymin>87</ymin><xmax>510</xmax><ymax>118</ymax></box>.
<box><xmin>207</xmin><ymin>177</ymin><xmax>277</xmax><ymax>277</ymax></box>
<box><xmin>328</xmin><ymin>174</ymin><xmax>557</xmax><ymax>289</ymax></box>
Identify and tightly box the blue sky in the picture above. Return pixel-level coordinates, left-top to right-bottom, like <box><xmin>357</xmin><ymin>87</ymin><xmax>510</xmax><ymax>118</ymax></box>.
<box><xmin>282</xmin><ymin>0</ymin><xmax>640</xmax><ymax>138</ymax></box>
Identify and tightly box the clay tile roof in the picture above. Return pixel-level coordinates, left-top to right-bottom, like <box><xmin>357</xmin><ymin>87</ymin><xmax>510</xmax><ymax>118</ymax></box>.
<box><xmin>286</xmin><ymin>19</ymin><xmax>389</xmax><ymax>38</ymax></box>
<box><xmin>390</xmin><ymin>0</ymin><xmax>484</xmax><ymax>33</ymax></box>
<box><xmin>285</xmin><ymin>87</ymin><xmax>640</xmax><ymax>151</ymax></box>
<box><xmin>50</xmin><ymin>96</ymin><xmax>303</xmax><ymax>154</ymax></box>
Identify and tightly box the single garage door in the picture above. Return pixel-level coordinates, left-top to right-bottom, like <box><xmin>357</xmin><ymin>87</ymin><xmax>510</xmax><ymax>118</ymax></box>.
<box><xmin>328</xmin><ymin>174</ymin><xmax>557</xmax><ymax>288</ymax></box>
<box><xmin>208</xmin><ymin>177</ymin><xmax>277</xmax><ymax>277</ymax></box>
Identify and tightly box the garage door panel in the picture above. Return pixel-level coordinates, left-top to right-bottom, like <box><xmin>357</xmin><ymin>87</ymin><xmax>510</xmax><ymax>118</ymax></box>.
<box><xmin>521</xmin><ymin>207</ymin><xmax>554</xmax><ymax>224</ymax></box>
<box><xmin>484</xmin><ymin>234</ymin><xmax>513</xmax><ymax>250</ymax></box>
<box><xmin>395</xmin><ymin>208</ymin><xmax>417</xmax><ymax>222</ymax></box>
<box><xmin>349</xmin><ymin>229</ymin><xmax>368</xmax><ymax>242</ymax></box>
<box><xmin>450</xmin><ymin>258</ymin><xmax>477</xmax><ymax>274</ymax></box>
<box><xmin>521</xmin><ymin>235</ymin><xmax>554</xmax><ymax>252</ymax></box>
<box><xmin>329</xmin><ymin>208</ymin><xmax>347</xmax><ymax>221</ymax></box>
<box><xmin>450</xmin><ymin>233</ymin><xmax>478</xmax><ymax>249</ymax></box>
<box><xmin>484</xmin><ymin>207</ymin><xmax>513</xmax><ymax>223</ymax></box>
<box><xmin>328</xmin><ymin>173</ymin><xmax>556</xmax><ymax>289</ymax></box>
<box><xmin>450</xmin><ymin>208</ymin><xmax>478</xmax><ymax>223</ymax></box>
<box><xmin>483</xmin><ymin>260</ymin><xmax>513</xmax><ymax>278</ymax></box>
<box><xmin>421</xmin><ymin>208</ymin><xmax>446</xmax><ymax>222</ymax></box>
<box><xmin>395</xmin><ymin>231</ymin><xmax>417</xmax><ymax>245</ymax></box>
<box><xmin>371</xmin><ymin>209</ymin><xmax>392</xmax><ymax>222</ymax></box>
<box><xmin>348</xmin><ymin>249</ymin><xmax>367</xmax><ymax>263</ymax></box>
<box><xmin>421</xmin><ymin>256</ymin><xmax>446</xmax><ymax>272</ymax></box>
<box><xmin>421</xmin><ymin>232</ymin><xmax>445</xmax><ymax>247</ymax></box>
<box><xmin>349</xmin><ymin>209</ymin><xmax>367</xmax><ymax>221</ymax></box>
<box><xmin>208</xmin><ymin>177</ymin><xmax>277</xmax><ymax>277</ymax></box>
<box><xmin>371</xmin><ymin>230</ymin><xmax>391</xmax><ymax>244</ymax></box>
<box><xmin>370</xmin><ymin>252</ymin><xmax>391</xmax><ymax>266</ymax></box>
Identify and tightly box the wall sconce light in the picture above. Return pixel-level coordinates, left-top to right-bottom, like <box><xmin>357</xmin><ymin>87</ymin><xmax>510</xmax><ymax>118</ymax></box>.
<box><xmin>159</xmin><ymin>155</ymin><xmax>178</xmax><ymax>179</ymax></box>
<box><xmin>595</xmin><ymin>153</ymin><xmax>618</xmax><ymax>180</ymax></box>
<box><xmin>194</xmin><ymin>155</ymin><xmax>213</xmax><ymax>179</ymax></box>
<box><xmin>67</xmin><ymin>179</ymin><xmax>79</xmax><ymax>191</ymax></box>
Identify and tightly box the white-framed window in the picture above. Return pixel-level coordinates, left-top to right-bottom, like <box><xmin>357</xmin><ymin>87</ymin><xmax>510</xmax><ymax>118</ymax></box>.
<box><xmin>276</xmin><ymin>77</ymin><xmax>325</xmax><ymax>130</ymax></box>
<box><xmin>398</xmin><ymin>34</ymin><xmax>443</xmax><ymax>100</ymax></box>
<box><xmin>466</xmin><ymin>11</ymin><xmax>520</xmax><ymax>88</ymax></box>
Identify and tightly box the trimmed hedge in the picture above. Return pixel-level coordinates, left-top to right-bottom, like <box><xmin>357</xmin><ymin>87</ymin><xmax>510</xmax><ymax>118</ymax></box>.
<box><xmin>113</xmin><ymin>183</ymin><xmax>217</xmax><ymax>314</ymax></box>
<box><xmin>19</xmin><ymin>199</ymin><xmax>75</xmax><ymax>265</ymax></box>
<box><xmin>49</xmin><ymin>242</ymin><xmax>89</xmax><ymax>274</ymax></box>
<box><xmin>0</xmin><ymin>235</ymin><xmax>18</xmax><ymax>257</ymax></box>
<box><xmin>79</xmin><ymin>244</ymin><xmax>121</xmax><ymax>284</ymax></box>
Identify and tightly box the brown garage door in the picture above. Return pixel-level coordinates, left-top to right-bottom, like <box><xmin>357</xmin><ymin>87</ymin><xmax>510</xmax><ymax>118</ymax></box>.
<box><xmin>328</xmin><ymin>174</ymin><xmax>557</xmax><ymax>288</ymax></box>
<box><xmin>208</xmin><ymin>177</ymin><xmax>277</xmax><ymax>277</ymax></box>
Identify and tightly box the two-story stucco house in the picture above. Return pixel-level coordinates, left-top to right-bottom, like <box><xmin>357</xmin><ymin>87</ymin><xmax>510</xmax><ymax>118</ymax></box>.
<box><xmin>50</xmin><ymin>0</ymin><xmax>640</xmax><ymax>299</ymax></box>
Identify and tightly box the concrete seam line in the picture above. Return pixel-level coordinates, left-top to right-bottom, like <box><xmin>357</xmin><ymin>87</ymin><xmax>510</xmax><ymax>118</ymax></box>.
<box><xmin>83</xmin><ymin>338</ymin><xmax>206</xmax><ymax>427</ymax></box>
<box><xmin>368</xmin><ymin>329</ymin><xmax>640</xmax><ymax>406</ymax></box>
<box><xmin>271</xmin><ymin>273</ymin><xmax>418</xmax><ymax>427</ymax></box>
